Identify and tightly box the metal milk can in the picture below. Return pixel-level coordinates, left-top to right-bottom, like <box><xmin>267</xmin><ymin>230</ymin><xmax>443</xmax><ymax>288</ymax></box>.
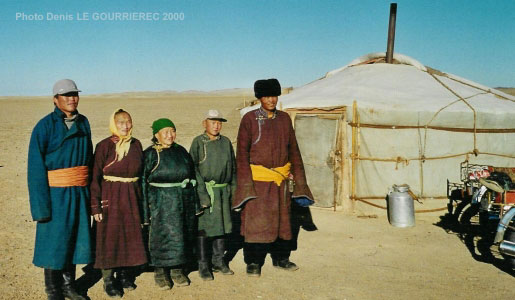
<box><xmin>387</xmin><ymin>184</ymin><xmax>415</xmax><ymax>227</ymax></box>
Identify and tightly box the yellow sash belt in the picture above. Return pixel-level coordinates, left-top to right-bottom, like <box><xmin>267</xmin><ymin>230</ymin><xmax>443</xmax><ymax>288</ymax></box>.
<box><xmin>103</xmin><ymin>175</ymin><xmax>139</xmax><ymax>183</ymax></box>
<box><xmin>250</xmin><ymin>162</ymin><xmax>291</xmax><ymax>186</ymax></box>
<box><xmin>48</xmin><ymin>166</ymin><xmax>89</xmax><ymax>187</ymax></box>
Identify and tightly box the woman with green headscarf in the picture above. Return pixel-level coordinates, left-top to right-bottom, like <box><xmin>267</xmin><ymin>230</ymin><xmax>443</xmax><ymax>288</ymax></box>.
<box><xmin>142</xmin><ymin>118</ymin><xmax>199</xmax><ymax>290</ymax></box>
<box><xmin>90</xmin><ymin>109</ymin><xmax>147</xmax><ymax>297</ymax></box>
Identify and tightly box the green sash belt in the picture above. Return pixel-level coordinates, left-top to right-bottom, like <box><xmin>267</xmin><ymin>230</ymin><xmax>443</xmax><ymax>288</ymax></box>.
<box><xmin>205</xmin><ymin>181</ymin><xmax>228</xmax><ymax>213</ymax></box>
<box><xmin>149</xmin><ymin>178</ymin><xmax>197</xmax><ymax>188</ymax></box>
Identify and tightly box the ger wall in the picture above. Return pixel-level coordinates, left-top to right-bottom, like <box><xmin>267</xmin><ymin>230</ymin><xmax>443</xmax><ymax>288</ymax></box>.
<box><xmin>343</xmin><ymin>118</ymin><xmax>515</xmax><ymax>215</ymax></box>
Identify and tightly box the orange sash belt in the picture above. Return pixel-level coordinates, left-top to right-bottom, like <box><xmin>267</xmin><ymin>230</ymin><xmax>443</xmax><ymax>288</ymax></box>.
<box><xmin>48</xmin><ymin>166</ymin><xmax>89</xmax><ymax>187</ymax></box>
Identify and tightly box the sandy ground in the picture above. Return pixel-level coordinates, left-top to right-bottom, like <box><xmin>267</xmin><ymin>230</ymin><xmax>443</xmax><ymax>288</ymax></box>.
<box><xmin>0</xmin><ymin>94</ymin><xmax>513</xmax><ymax>300</ymax></box>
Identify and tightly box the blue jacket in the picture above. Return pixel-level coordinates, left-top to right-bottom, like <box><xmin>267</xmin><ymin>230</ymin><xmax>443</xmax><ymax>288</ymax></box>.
<box><xmin>27</xmin><ymin>107</ymin><xmax>93</xmax><ymax>269</ymax></box>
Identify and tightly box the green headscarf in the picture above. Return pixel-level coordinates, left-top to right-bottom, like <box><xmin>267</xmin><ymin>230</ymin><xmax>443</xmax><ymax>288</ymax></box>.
<box><xmin>152</xmin><ymin>118</ymin><xmax>175</xmax><ymax>135</ymax></box>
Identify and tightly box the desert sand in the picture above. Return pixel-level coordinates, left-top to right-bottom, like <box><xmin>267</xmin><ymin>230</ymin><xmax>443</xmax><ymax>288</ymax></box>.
<box><xmin>0</xmin><ymin>94</ymin><xmax>513</xmax><ymax>300</ymax></box>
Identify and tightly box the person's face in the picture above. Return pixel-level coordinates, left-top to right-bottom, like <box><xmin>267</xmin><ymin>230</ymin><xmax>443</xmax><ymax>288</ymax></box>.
<box><xmin>260</xmin><ymin>96</ymin><xmax>278</xmax><ymax>112</ymax></box>
<box><xmin>114</xmin><ymin>112</ymin><xmax>133</xmax><ymax>137</ymax></box>
<box><xmin>53</xmin><ymin>92</ymin><xmax>79</xmax><ymax>117</ymax></box>
<box><xmin>155</xmin><ymin>127</ymin><xmax>176</xmax><ymax>146</ymax></box>
<box><xmin>203</xmin><ymin>119</ymin><xmax>223</xmax><ymax>139</ymax></box>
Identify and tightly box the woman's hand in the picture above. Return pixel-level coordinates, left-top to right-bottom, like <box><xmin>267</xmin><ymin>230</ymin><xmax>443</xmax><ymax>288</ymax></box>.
<box><xmin>94</xmin><ymin>213</ymin><xmax>103</xmax><ymax>222</ymax></box>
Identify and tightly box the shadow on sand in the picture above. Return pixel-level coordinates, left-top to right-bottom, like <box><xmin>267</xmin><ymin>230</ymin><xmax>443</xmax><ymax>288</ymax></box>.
<box><xmin>434</xmin><ymin>205</ymin><xmax>514</xmax><ymax>277</ymax></box>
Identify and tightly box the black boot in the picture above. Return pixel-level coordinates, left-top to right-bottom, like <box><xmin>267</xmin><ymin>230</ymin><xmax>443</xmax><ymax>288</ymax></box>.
<box><xmin>272</xmin><ymin>258</ymin><xmax>299</xmax><ymax>271</ymax></box>
<box><xmin>170</xmin><ymin>268</ymin><xmax>190</xmax><ymax>287</ymax></box>
<box><xmin>74</xmin><ymin>264</ymin><xmax>101</xmax><ymax>295</ymax></box>
<box><xmin>246</xmin><ymin>263</ymin><xmax>261</xmax><ymax>277</ymax></box>
<box><xmin>212</xmin><ymin>238</ymin><xmax>234</xmax><ymax>275</ymax></box>
<box><xmin>62</xmin><ymin>265</ymin><xmax>86</xmax><ymax>300</ymax></box>
<box><xmin>197</xmin><ymin>236</ymin><xmax>214</xmax><ymax>281</ymax></box>
<box><xmin>118</xmin><ymin>268</ymin><xmax>137</xmax><ymax>291</ymax></box>
<box><xmin>101</xmin><ymin>269</ymin><xmax>123</xmax><ymax>298</ymax></box>
<box><xmin>154</xmin><ymin>267</ymin><xmax>172</xmax><ymax>290</ymax></box>
<box><xmin>44</xmin><ymin>269</ymin><xmax>64</xmax><ymax>300</ymax></box>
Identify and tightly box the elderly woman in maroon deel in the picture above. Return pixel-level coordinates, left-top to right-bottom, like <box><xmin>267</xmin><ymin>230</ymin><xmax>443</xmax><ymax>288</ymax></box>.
<box><xmin>90</xmin><ymin>109</ymin><xmax>147</xmax><ymax>297</ymax></box>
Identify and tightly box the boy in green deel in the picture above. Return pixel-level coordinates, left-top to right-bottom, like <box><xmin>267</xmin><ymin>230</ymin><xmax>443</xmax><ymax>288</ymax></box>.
<box><xmin>189</xmin><ymin>109</ymin><xmax>237</xmax><ymax>280</ymax></box>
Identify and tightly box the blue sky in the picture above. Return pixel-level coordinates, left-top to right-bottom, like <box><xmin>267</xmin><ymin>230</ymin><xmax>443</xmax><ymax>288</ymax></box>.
<box><xmin>1</xmin><ymin>0</ymin><xmax>514</xmax><ymax>96</ymax></box>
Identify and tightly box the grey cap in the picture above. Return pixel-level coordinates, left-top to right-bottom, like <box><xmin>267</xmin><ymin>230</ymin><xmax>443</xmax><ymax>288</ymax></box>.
<box><xmin>205</xmin><ymin>109</ymin><xmax>227</xmax><ymax>122</ymax></box>
<box><xmin>53</xmin><ymin>79</ymin><xmax>81</xmax><ymax>95</ymax></box>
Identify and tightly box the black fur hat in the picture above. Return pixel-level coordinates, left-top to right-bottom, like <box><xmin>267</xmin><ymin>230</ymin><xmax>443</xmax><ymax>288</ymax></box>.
<box><xmin>254</xmin><ymin>78</ymin><xmax>281</xmax><ymax>99</ymax></box>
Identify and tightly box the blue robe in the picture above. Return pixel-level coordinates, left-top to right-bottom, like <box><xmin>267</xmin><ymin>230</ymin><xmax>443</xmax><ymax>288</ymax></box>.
<box><xmin>27</xmin><ymin>106</ymin><xmax>93</xmax><ymax>269</ymax></box>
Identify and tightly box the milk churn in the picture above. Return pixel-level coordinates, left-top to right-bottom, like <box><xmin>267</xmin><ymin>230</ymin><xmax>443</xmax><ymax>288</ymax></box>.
<box><xmin>387</xmin><ymin>184</ymin><xmax>415</xmax><ymax>227</ymax></box>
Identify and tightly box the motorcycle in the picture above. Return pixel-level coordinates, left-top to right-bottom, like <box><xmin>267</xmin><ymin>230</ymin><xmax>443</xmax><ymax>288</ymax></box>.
<box><xmin>447</xmin><ymin>161</ymin><xmax>515</xmax><ymax>268</ymax></box>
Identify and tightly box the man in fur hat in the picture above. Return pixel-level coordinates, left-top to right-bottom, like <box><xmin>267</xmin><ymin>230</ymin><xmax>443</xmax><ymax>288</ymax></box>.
<box><xmin>233</xmin><ymin>78</ymin><xmax>315</xmax><ymax>277</ymax></box>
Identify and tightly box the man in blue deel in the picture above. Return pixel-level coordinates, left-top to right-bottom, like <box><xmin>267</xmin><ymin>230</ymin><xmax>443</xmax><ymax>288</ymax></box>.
<box><xmin>27</xmin><ymin>79</ymin><xmax>93</xmax><ymax>300</ymax></box>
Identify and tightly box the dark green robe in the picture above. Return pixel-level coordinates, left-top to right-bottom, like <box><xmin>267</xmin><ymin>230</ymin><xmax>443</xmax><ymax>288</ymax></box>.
<box><xmin>190</xmin><ymin>134</ymin><xmax>236</xmax><ymax>237</ymax></box>
<box><xmin>142</xmin><ymin>143</ymin><xmax>198</xmax><ymax>267</ymax></box>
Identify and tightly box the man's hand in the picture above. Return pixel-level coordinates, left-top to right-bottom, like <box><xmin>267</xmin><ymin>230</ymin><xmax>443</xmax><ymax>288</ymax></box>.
<box><xmin>94</xmin><ymin>213</ymin><xmax>103</xmax><ymax>222</ymax></box>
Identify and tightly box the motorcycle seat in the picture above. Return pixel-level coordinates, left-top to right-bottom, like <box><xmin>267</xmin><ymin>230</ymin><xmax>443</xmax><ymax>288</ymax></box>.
<box><xmin>479</xmin><ymin>178</ymin><xmax>505</xmax><ymax>193</ymax></box>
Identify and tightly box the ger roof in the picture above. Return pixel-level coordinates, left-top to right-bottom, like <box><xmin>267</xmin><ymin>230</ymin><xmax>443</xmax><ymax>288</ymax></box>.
<box><xmin>243</xmin><ymin>53</ymin><xmax>515</xmax><ymax>128</ymax></box>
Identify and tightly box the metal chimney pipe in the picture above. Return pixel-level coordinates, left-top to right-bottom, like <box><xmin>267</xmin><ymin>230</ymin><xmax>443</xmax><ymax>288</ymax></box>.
<box><xmin>386</xmin><ymin>3</ymin><xmax>397</xmax><ymax>64</ymax></box>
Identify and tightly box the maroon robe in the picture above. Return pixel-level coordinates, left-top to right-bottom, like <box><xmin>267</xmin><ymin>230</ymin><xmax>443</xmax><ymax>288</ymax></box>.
<box><xmin>233</xmin><ymin>108</ymin><xmax>314</xmax><ymax>243</ymax></box>
<box><xmin>90</xmin><ymin>137</ymin><xmax>147</xmax><ymax>269</ymax></box>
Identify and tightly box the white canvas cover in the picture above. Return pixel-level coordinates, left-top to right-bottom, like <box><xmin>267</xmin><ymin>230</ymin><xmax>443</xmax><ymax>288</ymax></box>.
<box><xmin>242</xmin><ymin>53</ymin><xmax>515</xmax><ymax>211</ymax></box>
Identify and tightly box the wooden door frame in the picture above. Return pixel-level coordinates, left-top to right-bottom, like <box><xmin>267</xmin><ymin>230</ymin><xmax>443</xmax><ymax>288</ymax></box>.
<box><xmin>285</xmin><ymin>107</ymin><xmax>347</xmax><ymax>210</ymax></box>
